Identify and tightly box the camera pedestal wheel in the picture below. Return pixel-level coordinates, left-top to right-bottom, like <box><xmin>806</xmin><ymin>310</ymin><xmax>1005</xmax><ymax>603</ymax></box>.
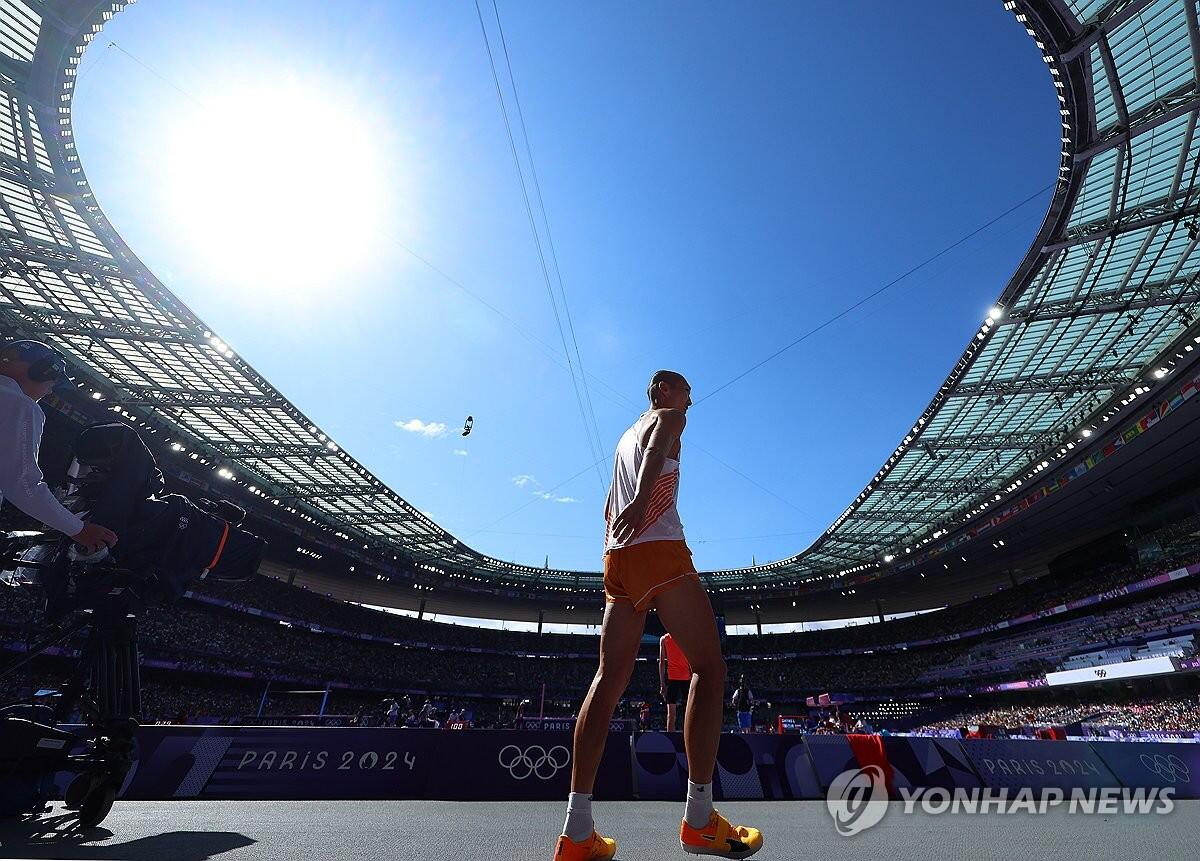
<box><xmin>63</xmin><ymin>773</ymin><xmax>91</xmax><ymax>810</ymax></box>
<box><xmin>77</xmin><ymin>780</ymin><xmax>117</xmax><ymax>828</ymax></box>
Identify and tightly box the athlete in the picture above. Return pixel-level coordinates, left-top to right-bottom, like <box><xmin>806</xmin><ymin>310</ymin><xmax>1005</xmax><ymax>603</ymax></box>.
<box><xmin>553</xmin><ymin>370</ymin><xmax>763</xmax><ymax>861</ymax></box>
<box><xmin>660</xmin><ymin>632</ymin><xmax>691</xmax><ymax>732</ymax></box>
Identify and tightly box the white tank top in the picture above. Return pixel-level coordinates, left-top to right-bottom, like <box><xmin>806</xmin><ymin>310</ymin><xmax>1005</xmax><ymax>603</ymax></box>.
<box><xmin>604</xmin><ymin>413</ymin><xmax>685</xmax><ymax>551</ymax></box>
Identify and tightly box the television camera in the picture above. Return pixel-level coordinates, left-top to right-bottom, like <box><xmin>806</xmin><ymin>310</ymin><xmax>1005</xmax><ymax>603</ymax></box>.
<box><xmin>0</xmin><ymin>422</ymin><xmax>265</xmax><ymax>826</ymax></box>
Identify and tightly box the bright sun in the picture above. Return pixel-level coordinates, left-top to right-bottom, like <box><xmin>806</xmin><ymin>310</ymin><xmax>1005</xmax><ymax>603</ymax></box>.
<box><xmin>162</xmin><ymin>76</ymin><xmax>387</xmax><ymax>293</ymax></box>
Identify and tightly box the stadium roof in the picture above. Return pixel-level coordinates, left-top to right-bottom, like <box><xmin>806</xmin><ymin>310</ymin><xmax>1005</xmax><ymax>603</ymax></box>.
<box><xmin>1</xmin><ymin>0</ymin><xmax>1199</xmax><ymax>597</ymax></box>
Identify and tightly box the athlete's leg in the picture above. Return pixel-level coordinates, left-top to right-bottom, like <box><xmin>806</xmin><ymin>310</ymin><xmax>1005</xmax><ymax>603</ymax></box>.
<box><xmin>653</xmin><ymin>579</ymin><xmax>726</xmax><ymax>784</ymax></box>
<box><xmin>570</xmin><ymin>599</ymin><xmax>647</xmax><ymax>793</ymax></box>
<box><xmin>666</xmin><ymin>702</ymin><xmax>678</xmax><ymax>732</ymax></box>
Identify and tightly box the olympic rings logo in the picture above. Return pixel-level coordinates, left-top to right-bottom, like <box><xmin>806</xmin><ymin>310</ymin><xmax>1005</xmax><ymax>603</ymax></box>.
<box><xmin>498</xmin><ymin>744</ymin><xmax>571</xmax><ymax>780</ymax></box>
<box><xmin>1139</xmin><ymin>753</ymin><xmax>1191</xmax><ymax>784</ymax></box>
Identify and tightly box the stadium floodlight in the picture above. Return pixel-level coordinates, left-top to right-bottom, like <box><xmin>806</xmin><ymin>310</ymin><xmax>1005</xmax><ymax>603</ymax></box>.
<box><xmin>987</xmin><ymin>306</ymin><xmax>1004</xmax><ymax>322</ymax></box>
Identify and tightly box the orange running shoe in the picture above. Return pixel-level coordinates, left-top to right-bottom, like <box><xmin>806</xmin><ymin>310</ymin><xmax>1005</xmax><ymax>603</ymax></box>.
<box><xmin>679</xmin><ymin>810</ymin><xmax>763</xmax><ymax>859</ymax></box>
<box><xmin>552</xmin><ymin>830</ymin><xmax>617</xmax><ymax>861</ymax></box>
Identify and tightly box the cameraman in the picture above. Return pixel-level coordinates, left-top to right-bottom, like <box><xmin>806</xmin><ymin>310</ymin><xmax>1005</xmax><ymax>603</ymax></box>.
<box><xmin>0</xmin><ymin>340</ymin><xmax>117</xmax><ymax>554</ymax></box>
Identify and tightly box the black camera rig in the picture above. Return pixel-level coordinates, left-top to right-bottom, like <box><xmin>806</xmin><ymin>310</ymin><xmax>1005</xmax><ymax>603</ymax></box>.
<box><xmin>0</xmin><ymin>421</ymin><xmax>265</xmax><ymax>827</ymax></box>
<box><xmin>0</xmin><ymin>532</ymin><xmax>143</xmax><ymax>826</ymax></box>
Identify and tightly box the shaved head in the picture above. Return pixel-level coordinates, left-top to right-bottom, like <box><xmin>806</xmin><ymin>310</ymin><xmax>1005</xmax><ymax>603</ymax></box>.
<box><xmin>647</xmin><ymin>370</ymin><xmax>687</xmax><ymax>407</ymax></box>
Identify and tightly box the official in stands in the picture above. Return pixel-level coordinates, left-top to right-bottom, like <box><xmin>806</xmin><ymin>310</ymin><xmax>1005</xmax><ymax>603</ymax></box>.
<box><xmin>659</xmin><ymin>631</ymin><xmax>691</xmax><ymax>732</ymax></box>
<box><xmin>416</xmin><ymin>699</ymin><xmax>440</xmax><ymax>729</ymax></box>
<box><xmin>0</xmin><ymin>340</ymin><xmax>117</xmax><ymax>554</ymax></box>
<box><xmin>731</xmin><ymin>676</ymin><xmax>755</xmax><ymax>734</ymax></box>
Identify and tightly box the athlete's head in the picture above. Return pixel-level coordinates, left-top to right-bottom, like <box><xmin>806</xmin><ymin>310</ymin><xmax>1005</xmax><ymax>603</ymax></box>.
<box><xmin>0</xmin><ymin>339</ymin><xmax>68</xmax><ymax>401</ymax></box>
<box><xmin>647</xmin><ymin>370</ymin><xmax>692</xmax><ymax>411</ymax></box>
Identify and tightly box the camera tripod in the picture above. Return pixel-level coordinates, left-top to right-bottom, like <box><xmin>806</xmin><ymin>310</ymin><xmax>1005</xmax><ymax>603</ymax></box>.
<box><xmin>0</xmin><ymin>532</ymin><xmax>143</xmax><ymax>827</ymax></box>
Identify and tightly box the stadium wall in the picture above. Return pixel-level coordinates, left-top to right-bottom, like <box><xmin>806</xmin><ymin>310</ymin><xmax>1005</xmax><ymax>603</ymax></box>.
<box><xmin>51</xmin><ymin>726</ymin><xmax>1200</xmax><ymax>802</ymax></box>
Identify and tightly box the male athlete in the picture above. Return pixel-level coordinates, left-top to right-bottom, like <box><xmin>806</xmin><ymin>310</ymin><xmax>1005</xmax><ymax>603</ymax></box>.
<box><xmin>553</xmin><ymin>370</ymin><xmax>763</xmax><ymax>861</ymax></box>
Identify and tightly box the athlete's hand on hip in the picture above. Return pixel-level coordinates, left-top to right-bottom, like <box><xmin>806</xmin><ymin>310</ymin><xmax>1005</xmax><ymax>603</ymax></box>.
<box><xmin>610</xmin><ymin>497</ymin><xmax>649</xmax><ymax>544</ymax></box>
<box><xmin>71</xmin><ymin>521</ymin><xmax>117</xmax><ymax>555</ymax></box>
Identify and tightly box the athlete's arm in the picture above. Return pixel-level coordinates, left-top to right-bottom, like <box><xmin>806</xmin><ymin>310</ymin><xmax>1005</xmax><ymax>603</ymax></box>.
<box><xmin>609</xmin><ymin>409</ymin><xmax>685</xmax><ymax>543</ymax></box>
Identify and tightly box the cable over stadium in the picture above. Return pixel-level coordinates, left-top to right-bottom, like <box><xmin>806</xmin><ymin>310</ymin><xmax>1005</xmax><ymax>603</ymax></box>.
<box><xmin>2</xmin><ymin>1</ymin><xmax>1200</xmax><ymax>859</ymax></box>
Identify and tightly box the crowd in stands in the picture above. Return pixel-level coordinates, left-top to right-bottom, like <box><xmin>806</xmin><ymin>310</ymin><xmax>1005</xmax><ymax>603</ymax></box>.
<box><xmin>914</xmin><ymin>584</ymin><xmax>1200</xmax><ymax>687</ymax></box>
<box><xmin>916</xmin><ymin>695</ymin><xmax>1200</xmax><ymax>733</ymax></box>
<box><xmin>3</xmin><ymin>597</ymin><xmax>1187</xmax><ymax>710</ymax></box>
<box><xmin>1091</xmin><ymin>698</ymin><xmax>1200</xmax><ymax>731</ymax></box>
<box><xmin>737</xmin><ymin>551</ymin><xmax>1200</xmax><ymax>655</ymax></box>
<box><xmin>3</xmin><ymin>543</ymin><xmax>1200</xmax><ymax>730</ymax></box>
<box><xmin>194</xmin><ymin>576</ymin><xmax>594</xmax><ymax>655</ymax></box>
<box><xmin>189</xmin><ymin>548</ymin><xmax>1200</xmax><ymax>659</ymax></box>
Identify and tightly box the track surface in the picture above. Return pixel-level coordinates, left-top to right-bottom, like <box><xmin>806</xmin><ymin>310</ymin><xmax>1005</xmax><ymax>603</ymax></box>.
<box><xmin>1</xmin><ymin>799</ymin><xmax>1197</xmax><ymax>860</ymax></box>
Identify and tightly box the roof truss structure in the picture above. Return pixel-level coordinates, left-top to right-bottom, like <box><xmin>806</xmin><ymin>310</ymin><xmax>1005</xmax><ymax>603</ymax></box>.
<box><xmin>0</xmin><ymin>0</ymin><xmax>1198</xmax><ymax>595</ymax></box>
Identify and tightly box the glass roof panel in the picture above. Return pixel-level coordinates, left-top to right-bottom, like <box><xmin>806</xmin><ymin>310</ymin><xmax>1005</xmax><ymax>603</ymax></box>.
<box><xmin>0</xmin><ymin>0</ymin><xmax>1197</xmax><ymax>595</ymax></box>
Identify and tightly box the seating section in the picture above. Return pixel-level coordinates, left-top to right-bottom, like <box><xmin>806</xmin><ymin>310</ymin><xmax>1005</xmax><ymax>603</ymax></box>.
<box><xmin>2</xmin><ymin>550</ymin><xmax>1199</xmax><ymax>729</ymax></box>
<box><xmin>915</xmin><ymin>697</ymin><xmax>1200</xmax><ymax>733</ymax></box>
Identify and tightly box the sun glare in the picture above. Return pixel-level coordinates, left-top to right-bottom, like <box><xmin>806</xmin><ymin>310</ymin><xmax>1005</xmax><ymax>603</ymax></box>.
<box><xmin>161</xmin><ymin>76</ymin><xmax>388</xmax><ymax>294</ymax></box>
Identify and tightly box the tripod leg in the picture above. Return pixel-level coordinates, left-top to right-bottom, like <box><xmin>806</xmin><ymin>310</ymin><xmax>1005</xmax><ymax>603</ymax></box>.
<box><xmin>117</xmin><ymin>640</ymin><xmax>136</xmax><ymax>720</ymax></box>
<box><xmin>92</xmin><ymin>631</ymin><xmax>111</xmax><ymax>720</ymax></box>
<box><xmin>127</xmin><ymin>639</ymin><xmax>141</xmax><ymax>719</ymax></box>
<box><xmin>53</xmin><ymin>643</ymin><xmax>95</xmax><ymax>724</ymax></box>
<box><xmin>105</xmin><ymin>638</ymin><xmax>119</xmax><ymax>718</ymax></box>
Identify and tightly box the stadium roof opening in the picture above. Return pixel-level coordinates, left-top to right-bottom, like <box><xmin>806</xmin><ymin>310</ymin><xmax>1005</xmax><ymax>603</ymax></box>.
<box><xmin>1</xmin><ymin>0</ymin><xmax>1199</xmax><ymax>595</ymax></box>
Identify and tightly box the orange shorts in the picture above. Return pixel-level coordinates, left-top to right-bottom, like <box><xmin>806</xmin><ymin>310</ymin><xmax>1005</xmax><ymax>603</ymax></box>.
<box><xmin>603</xmin><ymin>539</ymin><xmax>699</xmax><ymax>612</ymax></box>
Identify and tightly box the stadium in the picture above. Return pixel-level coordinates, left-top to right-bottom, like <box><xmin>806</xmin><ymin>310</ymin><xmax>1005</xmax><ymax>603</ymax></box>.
<box><xmin>2</xmin><ymin>0</ymin><xmax>1200</xmax><ymax>858</ymax></box>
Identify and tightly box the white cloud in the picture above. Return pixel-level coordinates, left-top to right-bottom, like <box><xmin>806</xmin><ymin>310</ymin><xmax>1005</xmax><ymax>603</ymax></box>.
<box><xmin>534</xmin><ymin>490</ymin><xmax>576</xmax><ymax>504</ymax></box>
<box><xmin>395</xmin><ymin>418</ymin><xmax>447</xmax><ymax>438</ymax></box>
<box><xmin>453</xmin><ymin>449</ymin><xmax>469</xmax><ymax>457</ymax></box>
<box><xmin>511</xmin><ymin>474</ymin><xmax>575</xmax><ymax>503</ymax></box>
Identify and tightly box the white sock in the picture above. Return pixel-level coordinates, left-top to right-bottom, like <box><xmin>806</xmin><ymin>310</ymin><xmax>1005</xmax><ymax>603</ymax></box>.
<box><xmin>685</xmin><ymin>780</ymin><xmax>713</xmax><ymax>828</ymax></box>
<box><xmin>562</xmin><ymin>791</ymin><xmax>593</xmax><ymax>842</ymax></box>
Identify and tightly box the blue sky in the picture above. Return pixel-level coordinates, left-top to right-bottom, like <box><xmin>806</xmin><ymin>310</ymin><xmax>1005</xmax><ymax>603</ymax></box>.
<box><xmin>72</xmin><ymin>1</ymin><xmax>1059</xmax><ymax>573</ymax></box>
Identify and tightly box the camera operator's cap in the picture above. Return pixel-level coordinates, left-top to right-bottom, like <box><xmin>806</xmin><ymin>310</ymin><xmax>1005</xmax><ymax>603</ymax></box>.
<box><xmin>1</xmin><ymin>339</ymin><xmax>69</xmax><ymax>382</ymax></box>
